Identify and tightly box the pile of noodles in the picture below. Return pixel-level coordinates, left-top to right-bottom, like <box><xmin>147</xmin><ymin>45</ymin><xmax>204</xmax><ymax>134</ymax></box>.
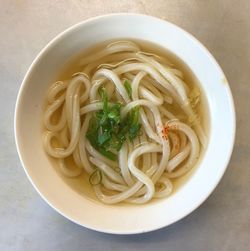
<box><xmin>43</xmin><ymin>41</ymin><xmax>206</xmax><ymax>204</ymax></box>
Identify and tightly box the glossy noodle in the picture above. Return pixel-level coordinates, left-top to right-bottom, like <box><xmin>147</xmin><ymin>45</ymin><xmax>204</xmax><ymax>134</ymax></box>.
<box><xmin>43</xmin><ymin>40</ymin><xmax>206</xmax><ymax>204</ymax></box>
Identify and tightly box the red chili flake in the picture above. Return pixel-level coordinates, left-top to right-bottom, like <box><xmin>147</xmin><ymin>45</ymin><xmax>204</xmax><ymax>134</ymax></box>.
<box><xmin>161</xmin><ymin>124</ymin><xmax>169</xmax><ymax>139</ymax></box>
<box><xmin>160</xmin><ymin>123</ymin><xmax>179</xmax><ymax>140</ymax></box>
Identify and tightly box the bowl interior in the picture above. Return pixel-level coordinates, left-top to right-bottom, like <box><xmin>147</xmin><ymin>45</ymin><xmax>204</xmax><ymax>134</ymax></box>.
<box><xmin>15</xmin><ymin>14</ymin><xmax>235</xmax><ymax>234</ymax></box>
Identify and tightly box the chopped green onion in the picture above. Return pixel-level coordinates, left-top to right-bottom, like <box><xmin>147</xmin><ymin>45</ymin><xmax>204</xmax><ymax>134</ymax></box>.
<box><xmin>129</xmin><ymin>124</ymin><xmax>142</xmax><ymax>140</ymax></box>
<box><xmin>98</xmin><ymin>131</ymin><xmax>111</xmax><ymax>146</ymax></box>
<box><xmin>124</xmin><ymin>80</ymin><xmax>132</xmax><ymax>98</ymax></box>
<box><xmin>86</xmin><ymin>88</ymin><xmax>141</xmax><ymax>160</ymax></box>
<box><xmin>98</xmin><ymin>148</ymin><xmax>117</xmax><ymax>160</ymax></box>
<box><xmin>89</xmin><ymin>169</ymin><xmax>102</xmax><ymax>185</ymax></box>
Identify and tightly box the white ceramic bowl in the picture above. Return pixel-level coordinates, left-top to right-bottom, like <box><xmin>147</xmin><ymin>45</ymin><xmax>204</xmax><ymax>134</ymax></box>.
<box><xmin>14</xmin><ymin>13</ymin><xmax>235</xmax><ymax>234</ymax></box>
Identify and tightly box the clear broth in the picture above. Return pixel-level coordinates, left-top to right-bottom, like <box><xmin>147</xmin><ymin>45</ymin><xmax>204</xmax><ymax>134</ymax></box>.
<box><xmin>46</xmin><ymin>39</ymin><xmax>210</xmax><ymax>206</ymax></box>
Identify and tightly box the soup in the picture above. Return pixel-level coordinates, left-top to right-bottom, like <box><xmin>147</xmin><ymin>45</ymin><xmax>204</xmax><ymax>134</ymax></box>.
<box><xmin>42</xmin><ymin>40</ymin><xmax>209</xmax><ymax>204</ymax></box>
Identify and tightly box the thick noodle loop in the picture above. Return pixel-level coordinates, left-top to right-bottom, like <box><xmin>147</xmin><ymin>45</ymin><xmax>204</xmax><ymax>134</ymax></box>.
<box><xmin>43</xmin><ymin>40</ymin><xmax>206</xmax><ymax>204</ymax></box>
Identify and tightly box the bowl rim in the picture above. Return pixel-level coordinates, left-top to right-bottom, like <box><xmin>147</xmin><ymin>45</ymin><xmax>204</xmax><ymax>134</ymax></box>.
<box><xmin>14</xmin><ymin>13</ymin><xmax>236</xmax><ymax>234</ymax></box>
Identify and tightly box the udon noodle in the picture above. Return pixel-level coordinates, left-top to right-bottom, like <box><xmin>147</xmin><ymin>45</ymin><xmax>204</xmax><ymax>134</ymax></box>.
<box><xmin>43</xmin><ymin>40</ymin><xmax>206</xmax><ymax>204</ymax></box>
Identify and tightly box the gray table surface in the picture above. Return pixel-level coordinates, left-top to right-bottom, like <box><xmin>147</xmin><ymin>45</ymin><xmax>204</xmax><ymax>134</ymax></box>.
<box><xmin>1</xmin><ymin>1</ymin><xmax>249</xmax><ymax>250</ymax></box>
